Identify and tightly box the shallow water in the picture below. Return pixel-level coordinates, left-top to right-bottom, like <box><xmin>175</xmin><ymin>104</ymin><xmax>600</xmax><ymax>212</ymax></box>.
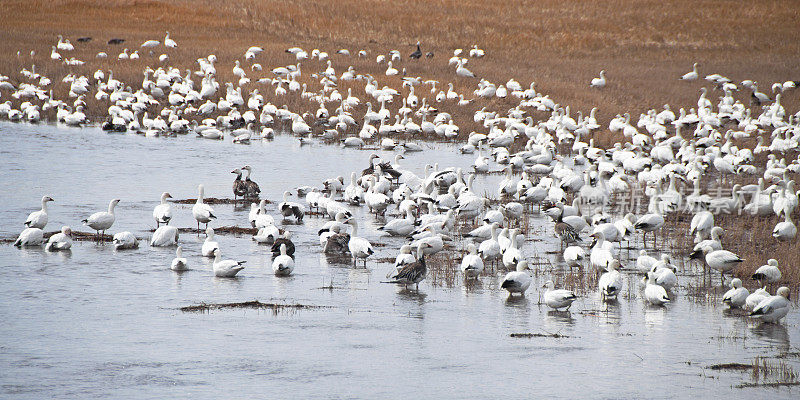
<box><xmin>0</xmin><ymin>122</ymin><xmax>797</xmax><ymax>399</ymax></box>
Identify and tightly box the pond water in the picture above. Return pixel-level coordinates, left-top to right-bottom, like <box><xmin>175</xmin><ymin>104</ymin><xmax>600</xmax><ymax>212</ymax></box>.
<box><xmin>0</xmin><ymin>122</ymin><xmax>797</xmax><ymax>399</ymax></box>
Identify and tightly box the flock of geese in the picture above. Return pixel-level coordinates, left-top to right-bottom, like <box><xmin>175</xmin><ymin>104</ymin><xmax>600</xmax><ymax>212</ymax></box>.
<box><xmin>4</xmin><ymin>32</ymin><xmax>799</xmax><ymax>324</ymax></box>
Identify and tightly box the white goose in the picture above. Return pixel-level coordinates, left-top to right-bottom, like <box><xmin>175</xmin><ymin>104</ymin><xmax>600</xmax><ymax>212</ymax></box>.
<box><xmin>702</xmin><ymin>246</ymin><xmax>743</xmax><ymax>284</ymax></box>
<box><xmin>150</xmin><ymin>225</ymin><xmax>179</xmax><ymax>247</ymax></box>
<box><xmin>590</xmin><ymin>70</ymin><xmax>606</xmax><ymax>88</ymax></box>
<box><xmin>752</xmin><ymin>259</ymin><xmax>781</xmax><ymax>286</ymax></box>
<box><xmin>378</xmin><ymin>208</ymin><xmax>416</xmax><ymax>236</ymax></box>
<box><xmin>543</xmin><ymin>280</ymin><xmax>579</xmax><ymax>310</ymax></box>
<box><xmin>212</xmin><ymin>248</ymin><xmax>246</xmax><ymax>277</ymax></box>
<box><xmin>254</xmin><ymin>199</ymin><xmax>275</xmax><ymax>228</ymax></box>
<box><xmin>746</xmin><ymin>287</ymin><xmax>771</xmax><ymax>310</ymax></box>
<box><xmin>500</xmin><ymin>260</ymin><xmax>531</xmax><ymax>296</ymax></box>
<box><xmin>749</xmin><ymin>287</ymin><xmax>791</xmax><ymax>323</ymax></box>
<box><xmin>272</xmin><ymin>243</ymin><xmax>294</xmax><ymax>276</ymax></box>
<box><xmin>722</xmin><ymin>278</ymin><xmax>749</xmax><ymax>309</ymax></box>
<box><xmin>279</xmin><ymin>191</ymin><xmax>305</xmax><ymax>221</ymax></box>
<box><xmin>680</xmin><ymin>62</ymin><xmax>698</xmax><ymax>80</ymax></box>
<box><xmin>25</xmin><ymin>196</ymin><xmax>54</xmax><ymax>229</ymax></box>
<box><xmin>192</xmin><ymin>185</ymin><xmax>216</xmax><ymax>231</ymax></box>
<box><xmin>153</xmin><ymin>192</ymin><xmax>173</xmax><ymax>227</ymax></box>
<box><xmin>201</xmin><ymin>227</ymin><xmax>220</xmax><ymax>257</ymax></box>
<box><xmin>170</xmin><ymin>246</ymin><xmax>188</xmax><ymax>271</ymax></box>
<box><xmin>45</xmin><ymin>226</ymin><xmax>72</xmax><ymax>251</ymax></box>
<box><xmin>14</xmin><ymin>227</ymin><xmax>44</xmax><ymax>247</ymax></box>
<box><xmin>478</xmin><ymin>223</ymin><xmax>502</xmax><ymax>266</ymax></box>
<box><xmin>347</xmin><ymin>220</ymin><xmax>374</xmax><ymax>266</ymax></box>
<box><xmin>772</xmin><ymin>207</ymin><xmax>796</xmax><ymax>241</ymax></box>
<box><xmin>599</xmin><ymin>259</ymin><xmax>623</xmax><ymax>300</ymax></box>
<box><xmin>83</xmin><ymin>199</ymin><xmax>120</xmax><ymax>239</ymax></box>
<box><xmin>644</xmin><ymin>271</ymin><xmax>670</xmax><ymax>306</ymax></box>
<box><xmin>460</xmin><ymin>243</ymin><xmax>484</xmax><ymax>279</ymax></box>
<box><xmin>113</xmin><ymin>231</ymin><xmax>138</xmax><ymax>250</ymax></box>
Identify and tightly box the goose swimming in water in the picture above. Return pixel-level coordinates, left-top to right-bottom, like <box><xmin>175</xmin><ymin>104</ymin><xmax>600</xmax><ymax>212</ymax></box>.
<box><xmin>241</xmin><ymin>165</ymin><xmax>261</xmax><ymax>199</ymax></box>
<box><xmin>644</xmin><ymin>270</ymin><xmax>670</xmax><ymax>306</ymax></box>
<box><xmin>171</xmin><ymin>246</ymin><xmax>188</xmax><ymax>271</ymax></box>
<box><xmin>279</xmin><ymin>191</ymin><xmax>305</xmax><ymax>221</ymax></box>
<box><xmin>150</xmin><ymin>225</ymin><xmax>179</xmax><ymax>247</ymax></box>
<box><xmin>271</xmin><ymin>230</ymin><xmax>295</xmax><ymax>258</ymax></box>
<box><xmin>83</xmin><ymin>199</ymin><xmax>120</xmax><ymax>240</ymax></box>
<box><xmin>749</xmin><ymin>287</ymin><xmax>791</xmax><ymax>323</ymax></box>
<box><xmin>153</xmin><ymin>192</ymin><xmax>173</xmax><ymax>227</ymax></box>
<box><xmin>212</xmin><ymin>248</ymin><xmax>245</xmax><ymax>278</ymax></box>
<box><xmin>113</xmin><ymin>231</ymin><xmax>138</xmax><ymax>250</ymax></box>
<box><xmin>201</xmin><ymin>227</ymin><xmax>220</xmax><ymax>257</ymax></box>
<box><xmin>501</xmin><ymin>260</ymin><xmax>531</xmax><ymax>296</ymax></box>
<box><xmin>272</xmin><ymin>243</ymin><xmax>295</xmax><ymax>276</ymax></box>
<box><xmin>192</xmin><ymin>185</ymin><xmax>216</xmax><ymax>232</ymax></box>
<box><xmin>25</xmin><ymin>196</ymin><xmax>53</xmax><ymax>229</ymax></box>
<box><xmin>14</xmin><ymin>227</ymin><xmax>44</xmax><ymax>247</ymax></box>
<box><xmin>543</xmin><ymin>280</ymin><xmax>579</xmax><ymax>310</ymax></box>
<box><xmin>45</xmin><ymin>226</ymin><xmax>72</xmax><ymax>251</ymax></box>
<box><xmin>231</xmin><ymin>168</ymin><xmax>247</xmax><ymax>201</ymax></box>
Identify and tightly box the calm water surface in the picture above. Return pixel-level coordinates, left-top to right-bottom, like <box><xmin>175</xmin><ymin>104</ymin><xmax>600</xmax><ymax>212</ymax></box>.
<box><xmin>0</xmin><ymin>122</ymin><xmax>797</xmax><ymax>399</ymax></box>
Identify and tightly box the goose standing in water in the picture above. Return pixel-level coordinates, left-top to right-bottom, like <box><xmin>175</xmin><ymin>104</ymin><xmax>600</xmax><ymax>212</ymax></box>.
<box><xmin>113</xmin><ymin>231</ymin><xmax>138</xmax><ymax>250</ymax></box>
<box><xmin>25</xmin><ymin>196</ymin><xmax>54</xmax><ymax>229</ymax></box>
<box><xmin>322</xmin><ymin>224</ymin><xmax>350</xmax><ymax>254</ymax></box>
<box><xmin>347</xmin><ymin>220</ymin><xmax>374</xmax><ymax>267</ymax></box>
<box><xmin>14</xmin><ymin>227</ymin><xmax>44</xmax><ymax>247</ymax></box>
<box><xmin>543</xmin><ymin>280</ymin><xmax>579</xmax><ymax>310</ymax></box>
<box><xmin>460</xmin><ymin>243</ymin><xmax>484</xmax><ymax>279</ymax></box>
<box><xmin>701</xmin><ymin>246</ymin><xmax>743</xmax><ymax>285</ymax></box>
<box><xmin>192</xmin><ymin>185</ymin><xmax>216</xmax><ymax>232</ymax></box>
<box><xmin>45</xmin><ymin>226</ymin><xmax>72</xmax><ymax>251</ymax></box>
<box><xmin>241</xmin><ymin>165</ymin><xmax>261</xmax><ymax>199</ymax></box>
<box><xmin>153</xmin><ymin>192</ymin><xmax>173</xmax><ymax>227</ymax></box>
<box><xmin>271</xmin><ymin>230</ymin><xmax>295</xmax><ymax>258</ymax></box>
<box><xmin>212</xmin><ymin>248</ymin><xmax>246</xmax><ymax>277</ymax></box>
<box><xmin>151</xmin><ymin>225</ymin><xmax>179</xmax><ymax>247</ymax></box>
<box><xmin>387</xmin><ymin>242</ymin><xmax>430</xmax><ymax>289</ymax></box>
<box><xmin>272</xmin><ymin>243</ymin><xmax>295</xmax><ymax>276</ymax></box>
<box><xmin>644</xmin><ymin>270</ymin><xmax>670</xmax><ymax>306</ymax></box>
<box><xmin>201</xmin><ymin>227</ymin><xmax>220</xmax><ymax>257</ymax></box>
<box><xmin>722</xmin><ymin>278</ymin><xmax>749</xmax><ymax>309</ymax></box>
<box><xmin>599</xmin><ymin>259</ymin><xmax>623</xmax><ymax>300</ymax></box>
<box><xmin>231</xmin><ymin>168</ymin><xmax>247</xmax><ymax>201</ymax></box>
<box><xmin>501</xmin><ymin>260</ymin><xmax>531</xmax><ymax>296</ymax></box>
<box><xmin>171</xmin><ymin>246</ymin><xmax>188</xmax><ymax>271</ymax></box>
<box><xmin>749</xmin><ymin>287</ymin><xmax>791</xmax><ymax>323</ymax></box>
<box><xmin>279</xmin><ymin>191</ymin><xmax>305</xmax><ymax>221</ymax></box>
<box><xmin>83</xmin><ymin>199</ymin><xmax>120</xmax><ymax>240</ymax></box>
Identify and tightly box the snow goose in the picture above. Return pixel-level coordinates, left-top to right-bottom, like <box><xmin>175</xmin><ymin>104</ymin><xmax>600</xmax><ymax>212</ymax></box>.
<box><xmin>150</xmin><ymin>225</ymin><xmax>178</xmax><ymax>247</ymax></box>
<box><xmin>702</xmin><ymin>246</ymin><xmax>744</xmax><ymax>284</ymax></box>
<box><xmin>253</xmin><ymin>224</ymin><xmax>280</xmax><ymax>245</ymax></box>
<box><xmin>378</xmin><ymin>208</ymin><xmax>416</xmax><ymax>236</ymax></box>
<box><xmin>722</xmin><ymin>278</ymin><xmax>749</xmax><ymax>309</ymax></box>
<box><xmin>752</xmin><ymin>259</ymin><xmax>781</xmax><ymax>286</ymax></box>
<box><xmin>45</xmin><ymin>226</ymin><xmax>72</xmax><ymax>251</ymax></box>
<box><xmin>387</xmin><ymin>242</ymin><xmax>430</xmax><ymax>289</ymax></box>
<box><xmin>83</xmin><ymin>199</ymin><xmax>120</xmax><ymax>239</ymax></box>
<box><xmin>461</xmin><ymin>243</ymin><xmax>484</xmax><ymax>279</ymax></box>
<box><xmin>589</xmin><ymin>231</ymin><xmax>615</xmax><ymax>272</ymax></box>
<box><xmin>501</xmin><ymin>231</ymin><xmax>523</xmax><ymax>269</ymax></box>
<box><xmin>649</xmin><ymin>262</ymin><xmax>678</xmax><ymax>291</ymax></box>
<box><xmin>347</xmin><ymin>220</ymin><xmax>374</xmax><ymax>266</ymax></box>
<box><xmin>192</xmin><ymin>185</ymin><xmax>216</xmax><ymax>231</ymax></box>
<box><xmin>278</xmin><ymin>191</ymin><xmax>305</xmax><ymax>221</ymax></box>
<box><xmin>212</xmin><ymin>248</ymin><xmax>245</xmax><ymax>278</ymax></box>
<box><xmin>543</xmin><ymin>280</ymin><xmax>579</xmax><ymax>310</ymax></box>
<box><xmin>153</xmin><ymin>192</ymin><xmax>173</xmax><ymax>227</ymax></box>
<box><xmin>689</xmin><ymin>226</ymin><xmax>723</xmax><ymax>259</ymax></box>
<box><xmin>201</xmin><ymin>227</ymin><xmax>220</xmax><ymax>257</ymax></box>
<box><xmin>680</xmin><ymin>63</ymin><xmax>698</xmax><ymax>80</ymax></box>
<box><xmin>599</xmin><ymin>259</ymin><xmax>623</xmax><ymax>300</ymax></box>
<box><xmin>746</xmin><ymin>287</ymin><xmax>770</xmax><ymax>310</ymax></box>
<box><xmin>113</xmin><ymin>231</ymin><xmax>138</xmax><ymax>250</ymax></box>
<box><xmin>322</xmin><ymin>225</ymin><xmax>350</xmax><ymax>255</ymax></box>
<box><xmin>636</xmin><ymin>250</ymin><xmax>658</xmax><ymax>273</ymax></box>
<box><xmin>634</xmin><ymin>198</ymin><xmax>664</xmax><ymax>247</ymax></box>
<box><xmin>14</xmin><ymin>227</ymin><xmax>44</xmax><ymax>247</ymax></box>
<box><xmin>749</xmin><ymin>287</ymin><xmax>791</xmax><ymax>323</ymax></box>
<box><xmin>164</xmin><ymin>31</ymin><xmax>177</xmax><ymax>48</ymax></box>
<box><xmin>254</xmin><ymin>199</ymin><xmax>275</xmax><ymax>228</ymax></box>
<box><xmin>689</xmin><ymin>210</ymin><xmax>714</xmax><ymax>242</ymax></box>
<box><xmin>772</xmin><ymin>207</ymin><xmax>796</xmax><ymax>241</ymax></box>
<box><xmin>24</xmin><ymin>196</ymin><xmax>53</xmax><ymax>229</ymax></box>
<box><xmin>455</xmin><ymin>59</ymin><xmax>475</xmax><ymax>78</ymax></box>
<box><xmin>364</xmin><ymin>179</ymin><xmax>390</xmax><ymax>215</ymax></box>
<box><xmin>590</xmin><ymin>70</ymin><xmax>606</xmax><ymax>88</ymax></box>
<box><xmin>272</xmin><ymin>243</ymin><xmax>295</xmax><ymax>276</ymax></box>
<box><xmin>564</xmin><ymin>246</ymin><xmax>585</xmax><ymax>268</ymax></box>
<box><xmin>501</xmin><ymin>260</ymin><xmax>531</xmax><ymax>296</ymax></box>
<box><xmin>478</xmin><ymin>223</ymin><xmax>502</xmax><ymax>267</ymax></box>
<box><xmin>644</xmin><ymin>271</ymin><xmax>671</xmax><ymax>306</ymax></box>
<box><xmin>271</xmin><ymin>230</ymin><xmax>295</xmax><ymax>258</ymax></box>
<box><xmin>170</xmin><ymin>246</ymin><xmax>188</xmax><ymax>271</ymax></box>
<box><xmin>391</xmin><ymin>244</ymin><xmax>416</xmax><ymax>276</ymax></box>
